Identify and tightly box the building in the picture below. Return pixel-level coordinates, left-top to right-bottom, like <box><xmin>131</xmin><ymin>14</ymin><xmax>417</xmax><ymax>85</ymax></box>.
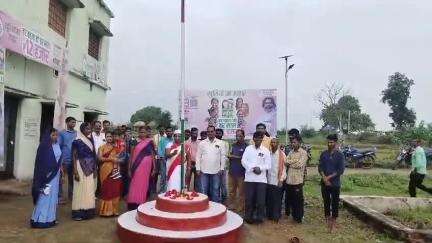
<box><xmin>0</xmin><ymin>0</ymin><xmax>113</xmax><ymax>180</ymax></box>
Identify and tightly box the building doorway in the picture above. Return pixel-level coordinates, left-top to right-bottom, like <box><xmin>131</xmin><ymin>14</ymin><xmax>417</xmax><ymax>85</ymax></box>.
<box><xmin>40</xmin><ymin>103</ymin><xmax>54</xmax><ymax>141</ymax></box>
<box><xmin>0</xmin><ymin>94</ymin><xmax>20</xmax><ymax>179</ymax></box>
<box><xmin>84</xmin><ymin>112</ymin><xmax>98</xmax><ymax>124</ymax></box>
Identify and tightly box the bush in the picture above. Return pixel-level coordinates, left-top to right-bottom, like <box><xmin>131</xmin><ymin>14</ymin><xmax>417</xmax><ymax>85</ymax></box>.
<box><xmin>300</xmin><ymin>125</ymin><xmax>317</xmax><ymax>138</ymax></box>
<box><xmin>394</xmin><ymin>121</ymin><xmax>432</xmax><ymax>146</ymax></box>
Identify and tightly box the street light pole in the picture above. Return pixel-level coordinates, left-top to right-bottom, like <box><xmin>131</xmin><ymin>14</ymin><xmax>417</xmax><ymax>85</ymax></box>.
<box><xmin>279</xmin><ymin>55</ymin><xmax>294</xmax><ymax>146</ymax></box>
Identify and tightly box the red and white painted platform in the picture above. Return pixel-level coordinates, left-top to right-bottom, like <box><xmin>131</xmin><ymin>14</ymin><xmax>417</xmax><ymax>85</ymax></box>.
<box><xmin>117</xmin><ymin>191</ymin><xmax>243</xmax><ymax>243</ymax></box>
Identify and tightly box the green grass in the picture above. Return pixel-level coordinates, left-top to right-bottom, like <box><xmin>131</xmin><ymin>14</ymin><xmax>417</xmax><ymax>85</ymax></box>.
<box><xmin>300</xmin><ymin>173</ymin><xmax>431</xmax><ymax>242</ymax></box>
<box><xmin>277</xmin><ymin>135</ymin><xmax>402</xmax><ymax>168</ymax></box>
<box><xmin>304</xmin><ymin>173</ymin><xmax>432</xmax><ymax>198</ymax></box>
<box><xmin>385</xmin><ymin>206</ymin><xmax>432</xmax><ymax>230</ymax></box>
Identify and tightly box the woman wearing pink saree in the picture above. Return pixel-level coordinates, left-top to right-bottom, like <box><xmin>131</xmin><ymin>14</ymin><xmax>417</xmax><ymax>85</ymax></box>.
<box><xmin>127</xmin><ymin>126</ymin><xmax>156</xmax><ymax>210</ymax></box>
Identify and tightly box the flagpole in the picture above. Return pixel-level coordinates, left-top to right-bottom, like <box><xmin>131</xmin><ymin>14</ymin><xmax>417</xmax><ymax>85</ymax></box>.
<box><xmin>180</xmin><ymin>0</ymin><xmax>186</xmax><ymax>192</ymax></box>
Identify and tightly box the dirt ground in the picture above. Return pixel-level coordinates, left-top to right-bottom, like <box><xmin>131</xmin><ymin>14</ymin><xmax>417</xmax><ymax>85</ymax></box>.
<box><xmin>0</xmin><ymin>168</ymin><xmax>410</xmax><ymax>243</ymax></box>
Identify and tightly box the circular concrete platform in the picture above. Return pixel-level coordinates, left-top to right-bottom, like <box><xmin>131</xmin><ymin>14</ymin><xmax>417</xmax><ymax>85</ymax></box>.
<box><xmin>136</xmin><ymin>201</ymin><xmax>227</xmax><ymax>231</ymax></box>
<box><xmin>117</xmin><ymin>210</ymin><xmax>243</xmax><ymax>243</ymax></box>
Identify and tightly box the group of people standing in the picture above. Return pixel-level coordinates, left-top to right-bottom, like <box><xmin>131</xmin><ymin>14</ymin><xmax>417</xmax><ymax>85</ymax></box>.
<box><xmin>30</xmin><ymin>118</ymin><xmax>145</xmax><ymax>227</ymax></box>
<box><xmin>29</xmin><ymin>117</ymin><xmax>346</xmax><ymax>234</ymax></box>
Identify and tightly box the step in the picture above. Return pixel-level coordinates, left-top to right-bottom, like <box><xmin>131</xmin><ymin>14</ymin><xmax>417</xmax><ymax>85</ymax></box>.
<box><xmin>117</xmin><ymin>210</ymin><xmax>243</xmax><ymax>243</ymax></box>
<box><xmin>136</xmin><ymin>201</ymin><xmax>227</xmax><ymax>231</ymax></box>
<box><xmin>155</xmin><ymin>192</ymin><xmax>209</xmax><ymax>213</ymax></box>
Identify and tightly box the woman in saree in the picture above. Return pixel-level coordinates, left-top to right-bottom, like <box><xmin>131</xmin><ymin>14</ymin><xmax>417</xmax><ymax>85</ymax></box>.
<box><xmin>165</xmin><ymin>130</ymin><xmax>183</xmax><ymax>192</ymax></box>
<box><xmin>72</xmin><ymin>122</ymin><xmax>97</xmax><ymax>221</ymax></box>
<box><xmin>30</xmin><ymin>128</ymin><xmax>62</xmax><ymax>228</ymax></box>
<box><xmin>127</xmin><ymin>126</ymin><xmax>156</xmax><ymax>210</ymax></box>
<box><xmin>98</xmin><ymin>131</ymin><xmax>123</xmax><ymax>216</ymax></box>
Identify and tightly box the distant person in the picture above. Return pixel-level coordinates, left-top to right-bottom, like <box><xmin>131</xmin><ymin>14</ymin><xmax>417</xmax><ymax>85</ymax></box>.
<box><xmin>241</xmin><ymin>132</ymin><xmax>271</xmax><ymax>224</ymax></box>
<box><xmin>185</xmin><ymin>127</ymin><xmax>200</xmax><ymax>191</ymax></box>
<box><xmin>122</xmin><ymin>127</ymin><xmax>135</xmax><ymax>196</ymax></box>
<box><xmin>196</xmin><ymin>125</ymin><xmax>227</xmax><ymax>203</ymax></box>
<box><xmin>30</xmin><ymin>128</ymin><xmax>62</xmax><ymax>228</ymax></box>
<box><xmin>102</xmin><ymin>120</ymin><xmax>111</xmax><ymax>133</ymax></box>
<box><xmin>152</xmin><ymin>127</ymin><xmax>165</xmax><ymax>193</ymax></box>
<box><xmin>184</xmin><ymin>129</ymin><xmax>191</xmax><ymax>141</ymax></box>
<box><xmin>72</xmin><ymin>123</ymin><xmax>97</xmax><ymax>221</ymax></box>
<box><xmin>165</xmin><ymin>130</ymin><xmax>183</xmax><ymax>192</ymax></box>
<box><xmin>199</xmin><ymin>131</ymin><xmax>207</xmax><ymax>141</ymax></box>
<box><xmin>216</xmin><ymin>128</ymin><xmax>229</xmax><ymax>204</ymax></box>
<box><xmin>120</xmin><ymin>124</ymin><xmax>127</xmax><ymax>134</ymax></box>
<box><xmin>250</xmin><ymin>123</ymin><xmax>271</xmax><ymax>150</ymax></box>
<box><xmin>285</xmin><ymin>135</ymin><xmax>307</xmax><ymax>223</ymax></box>
<box><xmin>58</xmin><ymin>116</ymin><xmax>77</xmax><ymax>204</ymax></box>
<box><xmin>92</xmin><ymin>120</ymin><xmax>106</xmax><ymax>198</ymax></box>
<box><xmin>127</xmin><ymin>126</ymin><xmax>156</xmax><ymax>210</ymax></box>
<box><xmin>92</xmin><ymin>121</ymin><xmax>106</xmax><ymax>153</ymax></box>
<box><xmin>409</xmin><ymin>139</ymin><xmax>432</xmax><ymax>197</ymax></box>
<box><xmin>266</xmin><ymin>138</ymin><xmax>286</xmax><ymax>222</ymax></box>
<box><xmin>97</xmin><ymin>131</ymin><xmax>123</xmax><ymax>217</ymax></box>
<box><xmin>227</xmin><ymin>129</ymin><xmax>247</xmax><ymax>212</ymax></box>
<box><xmin>318</xmin><ymin>134</ymin><xmax>345</xmax><ymax>232</ymax></box>
<box><xmin>157</xmin><ymin>126</ymin><xmax>174</xmax><ymax>193</ymax></box>
<box><xmin>153</xmin><ymin>128</ymin><xmax>165</xmax><ymax>149</ymax></box>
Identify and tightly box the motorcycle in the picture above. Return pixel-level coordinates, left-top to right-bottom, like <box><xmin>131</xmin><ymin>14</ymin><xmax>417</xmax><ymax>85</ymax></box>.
<box><xmin>342</xmin><ymin>146</ymin><xmax>376</xmax><ymax>169</ymax></box>
<box><xmin>393</xmin><ymin>146</ymin><xmax>432</xmax><ymax>170</ymax></box>
<box><xmin>392</xmin><ymin>146</ymin><xmax>413</xmax><ymax>169</ymax></box>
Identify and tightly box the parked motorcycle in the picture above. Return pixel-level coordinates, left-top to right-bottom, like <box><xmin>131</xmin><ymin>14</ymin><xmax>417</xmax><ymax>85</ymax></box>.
<box><xmin>393</xmin><ymin>146</ymin><xmax>432</xmax><ymax>170</ymax></box>
<box><xmin>342</xmin><ymin>146</ymin><xmax>376</xmax><ymax>169</ymax></box>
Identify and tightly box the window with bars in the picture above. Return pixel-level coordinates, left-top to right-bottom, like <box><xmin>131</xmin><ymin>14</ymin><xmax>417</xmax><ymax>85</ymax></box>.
<box><xmin>48</xmin><ymin>0</ymin><xmax>67</xmax><ymax>37</ymax></box>
<box><xmin>88</xmin><ymin>29</ymin><xmax>101</xmax><ymax>60</ymax></box>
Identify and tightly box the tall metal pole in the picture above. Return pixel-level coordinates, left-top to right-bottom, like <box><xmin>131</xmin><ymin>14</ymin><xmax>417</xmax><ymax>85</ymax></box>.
<box><xmin>284</xmin><ymin>59</ymin><xmax>288</xmax><ymax>145</ymax></box>
<box><xmin>279</xmin><ymin>55</ymin><xmax>293</xmax><ymax>146</ymax></box>
<box><xmin>180</xmin><ymin>0</ymin><xmax>186</xmax><ymax>192</ymax></box>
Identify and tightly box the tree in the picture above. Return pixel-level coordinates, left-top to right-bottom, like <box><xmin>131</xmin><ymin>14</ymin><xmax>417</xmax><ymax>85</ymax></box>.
<box><xmin>381</xmin><ymin>72</ymin><xmax>416</xmax><ymax>130</ymax></box>
<box><xmin>316</xmin><ymin>82</ymin><xmax>348</xmax><ymax>109</ymax></box>
<box><xmin>130</xmin><ymin>106</ymin><xmax>173</xmax><ymax>129</ymax></box>
<box><xmin>318</xmin><ymin>91</ymin><xmax>375</xmax><ymax>132</ymax></box>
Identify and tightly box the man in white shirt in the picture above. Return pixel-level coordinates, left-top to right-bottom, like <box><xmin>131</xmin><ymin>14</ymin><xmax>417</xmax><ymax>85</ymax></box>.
<box><xmin>241</xmin><ymin>131</ymin><xmax>271</xmax><ymax>224</ymax></box>
<box><xmin>196</xmin><ymin>125</ymin><xmax>227</xmax><ymax>203</ymax></box>
<box><xmin>266</xmin><ymin>138</ymin><xmax>286</xmax><ymax>222</ymax></box>
<box><xmin>215</xmin><ymin>128</ymin><xmax>229</xmax><ymax>204</ymax></box>
<box><xmin>92</xmin><ymin>121</ymin><xmax>106</xmax><ymax>154</ymax></box>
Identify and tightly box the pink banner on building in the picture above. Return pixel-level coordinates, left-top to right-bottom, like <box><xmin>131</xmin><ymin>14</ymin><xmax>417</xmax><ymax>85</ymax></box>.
<box><xmin>184</xmin><ymin>89</ymin><xmax>277</xmax><ymax>138</ymax></box>
<box><xmin>0</xmin><ymin>10</ymin><xmax>69</xmax><ymax>131</ymax></box>
<box><xmin>0</xmin><ymin>10</ymin><xmax>64</xmax><ymax>70</ymax></box>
